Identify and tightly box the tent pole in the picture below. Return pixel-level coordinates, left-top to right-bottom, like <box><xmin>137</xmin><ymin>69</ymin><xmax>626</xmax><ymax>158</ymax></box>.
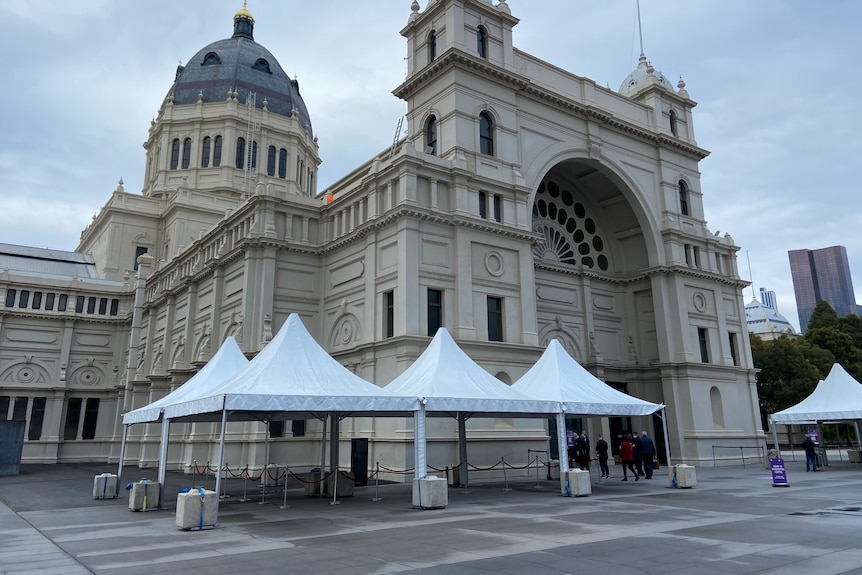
<box><xmin>116</xmin><ymin>424</ymin><xmax>129</xmax><ymax>497</ymax></box>
<box><xmin>660</xmin><ymin>408</ymin><xmax>672</xmax><ymax>467</ymax></box>
<box><xmin>556</xmin><ymin>411</ymin><xmax>568</xmax><ymax>494</ymax></box>
<box><xmin>157</xmin><ymin>418</ymin><xmax>170</xmax><ymax>509</ymax></box>
<box><xmin>854</xmin><ymin>421</ymin><xmax>861</xmax><ymax>451</ymax></box>
<box><xmin>458</xmin><ymin>412</ymin><xmax>468</xmax><ymax>488</ymax></box>
<box><xmin>329</xmin><ymin>413</ymin><xmax>339</xmax><ymax>491</ymax></box>
<box><xmin>214</xmin><ymin>407</ymin><xmax>227</xmax><ymax>524</ymax></box>
<box><xmin>414</xmin><ymin>404</ymin><xmax>426</xmax><ymax>480</ymax></box>
<box><xmin>770</xmin><ymin>418</ymin><xmax>780</xmax><ymax>459</ymax></box>
<box><xmin>265</xmin><ymin>419</ymin><xmax>271</xmax><ymax>487</ymax></box>
<box><xmin>319</xmin><ymin>414</ymin><xmax>327</xmax><ymax>497</ymax></box>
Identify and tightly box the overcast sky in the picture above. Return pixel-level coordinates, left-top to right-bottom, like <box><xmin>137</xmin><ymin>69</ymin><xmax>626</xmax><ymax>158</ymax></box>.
<box><xmin>2</xmin><ymin>0</ymin><xmax>860</xmax><ymax>331</ymax></box>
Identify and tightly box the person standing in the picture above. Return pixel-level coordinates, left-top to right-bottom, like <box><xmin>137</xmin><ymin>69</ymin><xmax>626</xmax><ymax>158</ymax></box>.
<box><xmin>639</xmin><ymin>431</ymin><xmax>656</xmax><ymax>479</ymax></box>
<box><xmin>630</xmin><ymin>431</ymin><xmax>644</xmax><ymax>476</ymax></box>
<box><xmin>802</xmin><ymin>434</ymin><xmax>819</xmax><ymax>472</ymax></box>
<box><xmin>596</xmin><ymin>435</ymin><xmax>610</xmax><ymax>478</ymax></box>
<box><xmin>619</xmin><ymin>435</ymin><xmax>638</xmax><ymax>481</ymax></box>
<box><xmin>575</xmin><ymin>433</ymin><xmax>591</xmax><ymax>470</ymax></box>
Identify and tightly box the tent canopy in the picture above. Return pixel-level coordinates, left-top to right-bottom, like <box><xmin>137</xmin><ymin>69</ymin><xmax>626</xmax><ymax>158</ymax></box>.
<box><xmin>770</xmin><ymin>363</ymin><xmax>862</xmax><ymax>423</ymax></box>
<box><xmin>512</xmin><ymin>339</ymin><xmax>664</xmax><ymax>416</ymax></box>
<box><xmin>122</xmin><ymin>336</ymin><xmax>248</xmax><ymax>425</ymax></box>
<box><xmin>162</xmin><ymin>314</ymin><xmax>418</xmax><ymax>422</ymax></box>
<box><xmin>383</xmin><ymin>328</ymin><xmax>559</xmax><ymax>416</ymax></box>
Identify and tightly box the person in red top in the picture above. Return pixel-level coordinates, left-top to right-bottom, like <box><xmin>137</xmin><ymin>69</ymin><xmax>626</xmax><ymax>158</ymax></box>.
<box><xmin>619</xmin><ymin>434</ymin><xmax>639</xmax><ymax>482</ymax></box>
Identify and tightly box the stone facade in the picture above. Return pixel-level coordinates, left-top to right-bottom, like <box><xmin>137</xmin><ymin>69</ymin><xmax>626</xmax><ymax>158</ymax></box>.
<box><xmin>0</xmin><ymin>1</ymin><xmax>764</xmax><ymax>471</ymax></box>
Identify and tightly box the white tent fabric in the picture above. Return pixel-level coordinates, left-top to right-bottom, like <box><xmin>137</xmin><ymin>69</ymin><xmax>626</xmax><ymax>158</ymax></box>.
<box><xmin>770</xmin><ymin>363</ymin><xmax>862</xmax><ymax>423</ymax></box>
<box><xmin>122</xmin><ymin>336</ymin><xmax>248</xmax><ymax>425</ymax></box>
<box><xmin>512</xmin><ymin>339</ymin><xmax>664</xmax><ymax>416</ymax></box>
<box><xmin>163</xmin><ymin>313</ymin><xmax>418</xmax><ymax>421</ymax></box>
<box><xmin>384</xmin><ymin>328</ymin><xmax>559</xmax><ymax>415</ymax></box>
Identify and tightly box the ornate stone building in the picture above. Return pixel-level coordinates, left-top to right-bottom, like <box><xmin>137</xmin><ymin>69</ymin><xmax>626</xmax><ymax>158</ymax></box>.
<box><xmin>0</xmin><ymin>1</ymin><xmax>764</xmax><ymax>470</ymax></box>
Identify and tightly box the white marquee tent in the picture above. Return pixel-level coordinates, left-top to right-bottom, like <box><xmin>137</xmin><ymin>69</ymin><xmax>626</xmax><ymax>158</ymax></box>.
<box><xmin>383</xmin><ymin>328</ymin><xmax>559</xmax><ymax>487</ymax></box>
<box><xmin>512</xmin><ymin>339</ymin><xmax>668</xmax><ymax>469</ymax></box>
<box><xmin>769</xmin><ymin>363</ymin><xmax>862</xmax><ymax>457</ymax></box>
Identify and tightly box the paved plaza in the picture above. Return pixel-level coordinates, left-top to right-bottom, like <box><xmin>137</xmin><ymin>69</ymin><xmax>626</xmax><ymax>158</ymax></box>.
<box><xmin>2</xmin><ymin>457</ymin><xmax>862</xmax><ymax>575</ymax></box>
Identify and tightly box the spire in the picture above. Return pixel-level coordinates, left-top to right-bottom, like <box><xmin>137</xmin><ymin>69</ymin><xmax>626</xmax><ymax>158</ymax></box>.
<box><xmin>636</xmin><ymin>0</ymin><xmax>645</xmax><ymax>61</ymax></box>
<box><xmin>233</xmin><ymin>1</ymin><xmax>255</xmax><ymax>40</ymax></box>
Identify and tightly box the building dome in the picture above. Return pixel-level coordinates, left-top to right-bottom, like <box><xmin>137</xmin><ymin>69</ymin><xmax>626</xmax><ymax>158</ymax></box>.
<box><xmin>162</xmin><ymin>4</ymin><xmax>313</xmax><ymax>135</ymax></box>
<box><xmin>618</xmin><ymin>54</ymin><xmax>674</xmax><ymax>97</ymax></box>
<box><xmin>745</xmin><ymin>299</ymin><xmax>798</xmax><ymax>340</ymax></box>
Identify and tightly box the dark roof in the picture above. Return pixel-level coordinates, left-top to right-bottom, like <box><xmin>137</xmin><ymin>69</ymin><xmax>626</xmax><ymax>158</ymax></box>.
<box><xmin>162</xmin><ymin>14</ymin><xmax>313</xmax><ymax>135</ymax></box>
<box><xmin>0</xmin><ymin>243</ymin><xmax>100</xmax><ymax>278</ymax></box>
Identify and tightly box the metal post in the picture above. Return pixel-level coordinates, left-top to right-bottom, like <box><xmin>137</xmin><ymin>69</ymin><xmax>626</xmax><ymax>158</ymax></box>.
<box><xmin>157</xmin><ymin>418</ymin><xmax>170</xmax><ymax>509</ymax></box>
<box><xmin>372</xmin><ymin>462</ymin><xmax>382</xmax><ymax>502</ymax></box>
<box><xmin>319</xmin><ymin>414</ymin><xmax>328</xmax><ymax>497</ymax></box>
<box><xmin>771</xmin><ymin>420</ymin><xmax>781</xmax><ymax>459</ymax></box>
<box><xmin>239</xmin><ymin>465</ymin><xmax>250</xmax><ymax>502</ymax></box>
<box><xmin>501</xmin><ymin>457</ymin><xmax>511</xmax><ymax>492</ymax></box>
<box><xmin>213</xmin><ymin>407</ymin><xmax>227</xmax><ymax>522</ymax></box>
<box><xmin>330</xmin><ymin>467</ymin><xmax>340</xmax><ymax>506</ymax></box>
<box><xmin>534</xmin><ymin>455</ymin><xmax>541</xmax><ymax>489</ymax></box>
<box><xmin>192</xmin><ymin>459</ymin><xmax>197</xmax><ymax>489</ymax></box>
<box><xmin>280</xmin><ymin>467</ymin><xmax>291</xmax><ymax>509</ymax></box>
<box><xmin>205</xmin><ymin>460</ymin><xmax>210</xmax><ymax>491</ymax></box>
<box><xmin>660</xmin><ymin>408</ymin><xmax>672</xmax><ymax>469</ymax></box>
<box><xmin>458</xmin><ymin>412</ymin><xmax>468</xmax><ymax>488</ymax></box>
<box><xmin>116</xmin><ymin>424</ymin><xmax>129</xmax><ymax>497</ymax></box>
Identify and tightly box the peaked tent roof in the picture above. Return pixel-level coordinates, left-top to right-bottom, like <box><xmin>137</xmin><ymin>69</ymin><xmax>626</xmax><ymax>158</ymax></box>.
<box><xmin>384</xmin><ymin>328</ymin><xmax>558</xmax><ymax>415</ymax></box>
<box><xmin>122</xmin><ymin>336</ymin><xmax>248</xmax><ymax>425</ymax></box>
<box><xmin>163</xmin><ymin>314</ymin><xmax>418</xmax><ymax>421</ymax></box>
<box><xmin>770</xmin><ymin>363</ymin><xmax>862</xmax><ymax>423</ymax></box>
<box><xmin>512</xmin><ymin>339</ymin><xmax>663</xmax><ymax>416</ymax></box>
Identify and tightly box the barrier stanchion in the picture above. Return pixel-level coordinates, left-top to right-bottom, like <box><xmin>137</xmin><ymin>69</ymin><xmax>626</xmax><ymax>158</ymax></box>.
<box><xmin>204</xmin><ymin>460</ymin><xmax>210</xmax><ymax>491</ymax></box>
<box><xmin>239</xmin><ymin>464</ymin><xmax>250</xmax><ymax>502</ymax></box>
<box><xmin>372</xmin><ymin>462</ymin><xmax>382</xmax><ymax>502</ymax></box>
<box><xmin>192</xmin><ymin>459</ymin><xmax>197</xmax><ymax>490</ymax></box>
<box><xmin>259</xmin><ymin>466</ymin><xmax>267</xmax><ymax>505</ymax></box>
<box><xmin>280</xmin><ymin>467</ymin><xmax>291</xmax><ymax>509</ymax></box>
<box><xmin>501</xmin><ymin>457</ymin><xmax>511</xmax><ymax>492</ymax></box>
<box><xmin>330</xmin><ymin>467</ymin><xmax>340</xmax><ymax>506</ymax></box>
<box><xmin>221</xmin><ymin>463</ymin><xmax>229</xmax><ymax>500</ymax></box>
<box><xmin>534</xmin><ymin>455</ymin><xmax>542</xmax><ymax>489</ymax></box>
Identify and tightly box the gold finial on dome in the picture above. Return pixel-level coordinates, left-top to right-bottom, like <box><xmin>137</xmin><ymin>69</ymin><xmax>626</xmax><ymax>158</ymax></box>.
<box><xmin>234</xmin><ymin>1</ymin><xmax>254</xmax><ymax>23</ymax></box>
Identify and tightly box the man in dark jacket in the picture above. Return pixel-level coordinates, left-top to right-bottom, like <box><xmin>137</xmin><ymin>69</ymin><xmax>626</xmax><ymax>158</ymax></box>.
<box><xmin>595</xmin><ymin>435</ymin><xmax>610</xmax><ymax>478</ymax></box>
<box><xmin>802</xmin><ymin>434</ymin><xmax>819</xmax><ymax>472</ymax></box>
<box><xmin>639</xmin><ymin>431</ymin><xmax>656</xmax><ymax>479</ymax></box>
<box><xmin>630</xmin><ymin>432</ymin><xmax>644</xmax><ymax>476</ymax></box>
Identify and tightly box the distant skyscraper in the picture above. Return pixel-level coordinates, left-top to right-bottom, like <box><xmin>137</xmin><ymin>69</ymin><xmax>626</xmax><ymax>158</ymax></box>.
<box><xmin>789</xmin><ymin>246</ymin><xmax>858</xmax><ymax>332</ymax></box>
<box><xmin>759</xmin><ymin>287</ymin><xmax>778</xmax><ymax>310</ymax></box>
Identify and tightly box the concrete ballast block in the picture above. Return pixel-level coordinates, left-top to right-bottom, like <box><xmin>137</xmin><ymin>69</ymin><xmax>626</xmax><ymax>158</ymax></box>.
<box><xmin>670</xmin><ymin>464</ymin><xmax>697</xmax><ymax>488</ymax></box>
<box><xmin>93</xmin><ymin>473</ymin><xmax>118</xmax><ymax>499</ymax></box>
<box><xmin>176</xmin><ymin>488</ymin><xmax>217</xmax><ymax>530</ymax></box>
<box><xmin>561</xmin><ymin>469</ymin><xmax>591</xmax><ymax>497</ymax></box>
<box><xmin>128</xmin><ymin>480</ymin><xmax>160</xmax><ymax>511</ymax></box>
<box><xmin>412</xmin><ymin>475</ymin><xmax>448</xmax><ymax>509</ymax></box>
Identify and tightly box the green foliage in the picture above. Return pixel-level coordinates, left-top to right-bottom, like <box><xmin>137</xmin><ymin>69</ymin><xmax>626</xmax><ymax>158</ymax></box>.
<box><xmin>806</xmin><ymin>300</ymin><xmax>839</xmax><ymax>331</ymax></box>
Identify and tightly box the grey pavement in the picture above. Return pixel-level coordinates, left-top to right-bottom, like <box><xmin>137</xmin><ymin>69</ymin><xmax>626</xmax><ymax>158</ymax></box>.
<box><xmin>2</xmin><ymin>457</ymin><xmax>862</xmax><ymax>575</ymax></box>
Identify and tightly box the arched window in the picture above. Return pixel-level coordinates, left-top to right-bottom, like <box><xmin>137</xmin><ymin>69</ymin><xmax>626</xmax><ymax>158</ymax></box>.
<box><xmin>170</xmin><ymin>139</ymin><xmax>180</xmax><ymax>170</ymax></box>
<box><xmin>428</xmin><ymin>30</ymin><xmax>437</xmax><ymax>61</ymax></box>
<box><xmin>267</xmin><ymin>145</ymin><xmax>276</xmax><ymax>176</ymax></box>
<box><xmin>477</xmin><ymin>26</ymin><xmax>488</xmax><ymax>58</ymax></box>
<box><xmin>710</xmin><ymin>386</ymin><xmax>725</xmax><ymax>429</ymax></box>
<box><xmin>181</xmin><ymin>138</ymin><xmax>192</xmax><ymax>169</ymax></box>
<box><xmin>235</xmin><ymin>137</ymin><xmax>246</xmax><ymax>169</ymax></box>
<box><xmin>669</xmin><ymin>109</ymin><xmax>678</xmax><ymax>136</ymax></box>
<box><xmin>278</xmin><ymin>148</ymin><xmax>287</xmax><ymax>178</ymax></box>
<box><xmin>478</xmin><ymin>191</ymin><xmax>487</xmax><ymax>218</ymax></box>
<box><xmin>426</xmin><ymin>116</ymin><xmax>437</xmax><ymax>155</ymax></box>
<box><xmin>250</xmin><ymin>140</ymin><xmax>257</xmax><ymax>170</ymax></box>
<box><xmin>678</xmin><ymin>180</ymin><xmax>689</xmax><ymax>215</ymax></box>
<box><xmin>201</xmin><ymin>136</ymin><xmax>211</xmax><ymax>168</ymax></box>
<box><xmin>213</xmin><ymin>136</ymin><xmax>223</xmax><ymax>167</ymax></box>
<box><xmin>479</xmin><ymin>112</ymin><xmax>494</xmax><ymax>156</ymax></box>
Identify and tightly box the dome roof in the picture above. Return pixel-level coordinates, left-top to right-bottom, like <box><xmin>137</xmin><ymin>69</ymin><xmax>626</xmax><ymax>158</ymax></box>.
<box><xmin>618</xmin><ymin>54</ymin><xmax>674</xmax><ymax>97</ymax></box>
<box><xmin>162</xmin><ymin>5</ymin><xmax>312</xmax><ymax>135</ymax></box>
<box><xmin>745</xmin><ymin>299</ymin><xmax>798</xmax><ymax>338</ymax></box>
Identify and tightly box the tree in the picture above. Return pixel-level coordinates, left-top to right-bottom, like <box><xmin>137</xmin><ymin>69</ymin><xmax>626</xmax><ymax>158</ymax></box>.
<box><xmin>750</xmin><ymin>334</ymin><xmax>831</xmax><ymax>415</ymax></box>
<box><xmin>806</xmin><ymin>300</ymin><xmax>839</xmax><ymax>332</ymax></box>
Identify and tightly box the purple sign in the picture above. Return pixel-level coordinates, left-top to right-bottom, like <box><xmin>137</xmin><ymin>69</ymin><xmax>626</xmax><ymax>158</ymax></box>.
<box><xmin>770</xmin><ymin>458</ymin><xmax>789</xmax><ymax>487</ymax></box>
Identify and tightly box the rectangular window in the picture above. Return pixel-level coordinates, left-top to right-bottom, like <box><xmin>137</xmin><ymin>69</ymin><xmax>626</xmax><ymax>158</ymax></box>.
<box><xmin>82</xmin><ymin>398</ymin><xmax>99</xmax><ymax>440</ymax></box>
<box><xmin>693</xmin><ymin>246</ymin><xmax>701</xmax><ymax>268</ymax></box>
<box><xmin>98</xmin><ymin>298</ymin><xmax>108</xmax><ymax>315</ymax></box>
<box><xmin>18</xmin><ymin>290</ymin><xmax>29</xmax><ymax>308</ymax></box>
<box><xmin>31</xmin><ymin>291</ymin><xmax>42</xmax><ymax>309</ymax></box>
<box><xmin>487</xmin><ymin>296</ymin><xmax>503</xmax><ymax>342</ymax></box>
<box><xmin>58</xmin><ymin>294</ymin><xmax>68</xmax><ymax>312</ymax></box>
<box><xmin>4</xmin><ymin>289</ymin><xmax>15</xmax><ymax>307</ymax></box>
<box><xmin>87</xmin><ymin>297</ymin><xmax>96</xmax><ymax>314</ymax></box>
<box><xmin>278</xmin><ymin>148</ymin><xmax>287</xmax><ymax>179</ymax></box>
<box><xmin>292</xmin><ymin>419</ymin><xmax>306</xmax><ymax>437</ymax></box>
<box><xmin>479</xmin><ymin>191</ymin><xmax>487</xmax><ymax>218</ymax></box>
<box><xmin>28</xmin><ymin>397</ymin><xmax>46</xmax><ymax>440</ymax></box>
<box><xmin>383</xmin><ymin>290</ymin><xmax>394</xmax><ymax>338</ymax></box>
<box><xmin>698</xmin><ymin>328</ymin><xmax>710</xmax><ymax>363</ymax></box>
<box><xmin>714</xmin><ymin>253</ymin><xmax>723</xmax><ymax>274</ymax></box>
<box><xmin>0</xmin><ymin>396</ymin><xmax>9</xmax><ymax>420</ymax></box>
<box><xmin>64</xmin><ymin>398</ymin><xmax>82</xmax><ymax>440</ymax></box>
<box><xmin>684</xmin><ymin>244</ymin><xmax>692</xmax><ymax>266</ymax></box>
<box><xmin>110</xmin><ymin>299</ymin><xmax>119</xmax><ymax>315</ymax></box>
<box><xmin>492</xmin><ymin>194</ymin><xmax>502</xmax><ymax>222</ymax></box>
<box><xmin>45</xmin><ymin>292</ymin><xmax>55</xmax><ymax>310</ymax></box>
<box><xmin>269</xmin><ymin>420</ymin><xmax>284</xmax><ymax>438</ymax></box>
<box><xmin>213</xmin><ymin>135</ymin><xmax>223</xmax><ymax>167</ymax></box>
<box><xmin>728</xmin><ymin>332</ymin><xmax>739</xmax><ymax>366</ymax></box>
<box><xmin>12</xmin><ymin>397</ymin><xmax>28</xmax><ymax>420</ymax></box>
<box><xmin>201</xmin><ymin>136</ymin><xmax>211</xmax><ymax>168</ymax></box>
<box><xmin>133</xmin><ymin>246</ymin><xmax>149</xmax><ymax>271</ymax></box>
<box><xmin>427</xmin><ymin>289</ymin><xmax>443</xmax><ymax>337</ymax></box>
